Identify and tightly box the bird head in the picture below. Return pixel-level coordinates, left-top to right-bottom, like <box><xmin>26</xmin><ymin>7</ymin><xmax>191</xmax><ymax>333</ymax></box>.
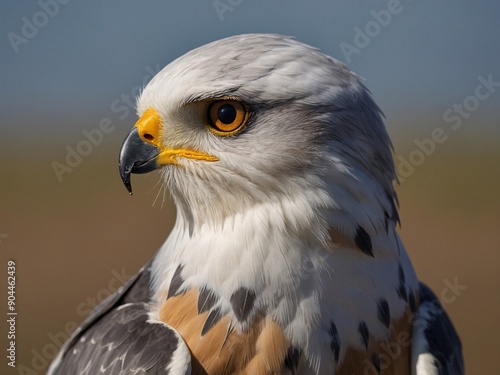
<box><xmin>119</xmin><ymin>34</ymin><xmax>398</xmax><ymax>230</ymax></box>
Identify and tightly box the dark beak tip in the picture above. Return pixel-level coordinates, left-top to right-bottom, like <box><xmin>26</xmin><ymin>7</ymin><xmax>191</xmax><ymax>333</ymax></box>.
<box><xmin>118</xmin><ymin>128</ymin><xmax>160</xmax><ymax>195</ymax></box>
<box><xmin>118</xmin><ymin>160</ymin><xmax>133</xmax><ymax>194</ymax></box>
<box><xmin>124</xmin><ymin>180</ymin><xmax>133</xmax><ymax>195</ymax></box>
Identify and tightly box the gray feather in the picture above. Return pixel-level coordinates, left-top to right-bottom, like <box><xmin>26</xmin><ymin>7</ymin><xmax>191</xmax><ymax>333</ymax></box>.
<box><xmin>412</xmin><ymin>283</ymin><xmax>464</xmax><ymax>375</ymax></box>
<box><xmin>48</xmin><ymin>264</ymin><xmax>190</xmax><ymax>375</ymax></box>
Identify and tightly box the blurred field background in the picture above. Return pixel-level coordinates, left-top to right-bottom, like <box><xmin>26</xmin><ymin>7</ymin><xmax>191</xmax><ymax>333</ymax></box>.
<box><xmin>1</xmin><ymin>1</ymin><xmax>499</xmax><ymax>374</ymax></box>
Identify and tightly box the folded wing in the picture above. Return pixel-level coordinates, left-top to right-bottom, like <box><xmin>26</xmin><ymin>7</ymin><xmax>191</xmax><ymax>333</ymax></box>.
<box><xmin>48</xmin><ymin>264</ymin><xmax>191</xmax><ymax>375</ymax></box>
<box><xmin>412</xmin><ymin>283</ymin><xmax>464</xmax><ymax>375</ymax></box>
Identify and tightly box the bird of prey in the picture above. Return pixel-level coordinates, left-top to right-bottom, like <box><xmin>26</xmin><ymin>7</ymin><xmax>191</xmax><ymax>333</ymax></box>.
<box><xmin>49</xmin><ymin>34</ymin><xmax>463</xmax><ymax>375</ymax></box>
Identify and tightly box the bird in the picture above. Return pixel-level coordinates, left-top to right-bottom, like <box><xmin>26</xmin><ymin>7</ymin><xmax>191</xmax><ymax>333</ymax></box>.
<box><xmin>48</xmin><ymin>34</ymin><xmax>463</xmax><ymax>375</ymax></box>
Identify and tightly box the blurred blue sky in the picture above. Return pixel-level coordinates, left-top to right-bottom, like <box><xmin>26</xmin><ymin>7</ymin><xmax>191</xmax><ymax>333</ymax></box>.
<box><xmin>1</xmin><ymin>0</ymin><xmax>499</xmax><ymax>136</ymax></box>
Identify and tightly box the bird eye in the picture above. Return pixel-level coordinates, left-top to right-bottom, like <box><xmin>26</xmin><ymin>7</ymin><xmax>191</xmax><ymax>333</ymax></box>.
<box><xmin>207</xmin><ymin>100</ymin><xmax>248</xmax><ymax>135</ymax></box>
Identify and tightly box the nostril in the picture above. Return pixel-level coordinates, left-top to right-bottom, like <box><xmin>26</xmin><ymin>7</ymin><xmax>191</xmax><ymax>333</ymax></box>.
<box><xmin>144</xmin><ymin>133</ymin><xmax>154</xmax><ymax>141</ymax></box>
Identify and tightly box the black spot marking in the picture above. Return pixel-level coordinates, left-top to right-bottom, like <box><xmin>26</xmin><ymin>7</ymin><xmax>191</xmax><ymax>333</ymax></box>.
<box><xmin>384</xmin><ymin>211</ymin><xmax>391</xmax><ymax>233</ymax></box>
<box><xmin>327</xmin><ymin>321</ymin><xmax>341</xmax><ymax>362</ymax></box>
<box><xmin>284</xmin><ymin>346</ymin><xmax>300</xmax><ymax>371</ymax></box>
<box><xmin>197</xmin><ymin>288</ymin><xmax>218</xmax><ymax>314</ymax></box>
<box><xmin>372</xmin><ymin>353</ymin><xmax>381</xmax><ymax>373</ymax></box>
<box><xmin>201</xmin><ymin>307</ymin><xmax>223</xmax><ymax>336</ymax></box>
<box><xmin>396</xmin><ymin>263</ymin><xmax>408</xmax><ymax>301</ymax></box>
<box><xmin>167</xmin><ymin>265</ymin><xmax>184</xmax><ymax>299</ymax></box>
<box><xmin>230</xmin><ymin>287</ymin><xmax>256</xmax><ymax>322</ymax></box>
<box><xmin>409</xmin><ymin>290</ymin><xmax>417</xmax><ymax>313</ymax></box>
<box><xmin>358</xmin><ymin>321</ymin><xmax>370</xmax><ymax>350</ymax></box>
<box><xmin>397</xmin><ymin>284</ymin><xmax>408</xmax><ymax>302</ymax></box>
<box><xmin>398</xmin><ymin>263</ymin><xmax>406</xmax><ymax>284</ymax></box>
<box><xmin>383</xmin><ymin>189</ymin><xmax>400</xmax><ymax>230</ymax></box>
<box><xmin>354</xmin><ymin>226</ymin><xmax>374</xmax><ymax>257</ymax></box>
<box><xmin>377</xmin><ymin>298</ymin><xmax>391</xmax><ymax>328</ymax></box>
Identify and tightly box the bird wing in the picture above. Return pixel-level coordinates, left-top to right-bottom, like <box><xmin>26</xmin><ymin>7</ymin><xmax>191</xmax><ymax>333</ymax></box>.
<box><xmin>48</xmin><ymin>263</ymin><xmax>191</xmax><ymax>375</ymax></box>
<box><xmin>412</xmin><ymin>283</ymin><xmax>464</xmax><ymax>375</ymax></box>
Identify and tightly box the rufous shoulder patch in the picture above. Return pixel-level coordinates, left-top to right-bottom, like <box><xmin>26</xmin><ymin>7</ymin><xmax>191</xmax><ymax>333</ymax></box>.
<box><xmin>160</xmin><ymin>289</ymin><xmax>289</xmax><ymax>375</ymax></box>
<box><xmin>336</xmin><ymin>308</ymin><xmax>415</xmax><ymax>375</ymax></box>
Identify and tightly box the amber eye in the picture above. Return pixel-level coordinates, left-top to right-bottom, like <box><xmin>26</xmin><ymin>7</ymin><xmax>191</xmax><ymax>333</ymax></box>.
<box><xmin>207</xmin><ymin>100</ymin><xmax>248</xmax><ymax>135</ymax></box>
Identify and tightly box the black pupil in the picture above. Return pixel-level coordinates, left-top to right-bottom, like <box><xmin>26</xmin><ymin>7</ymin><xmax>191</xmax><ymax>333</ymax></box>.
<box><xmin>217</xmin><ymin>104</ymin><xmax>237</xmax><ymax>124</ymax></box>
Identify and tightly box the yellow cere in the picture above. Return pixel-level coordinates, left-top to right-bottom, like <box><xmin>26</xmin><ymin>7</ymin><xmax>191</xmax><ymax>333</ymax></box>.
<box><xmin>135</xmin><ymin>107</ymin><xmax>219</xmax><ymax>165</ymax></box>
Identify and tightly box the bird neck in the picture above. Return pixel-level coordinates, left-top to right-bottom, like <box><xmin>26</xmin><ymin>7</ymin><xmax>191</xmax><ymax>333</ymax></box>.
<box><xmin>150</xmin><ymin>182</ymin><xmax>333</xmax><ymax>298</ymax></box>
<box><xmin>149</xmin><ymin>175</ymin><xmax>419</xmax><ymax>373</ymax></box>
<box><xmin>150</xmin><ymin>168</ymin><xmax>415</xmax><ymax>305</ymax></box>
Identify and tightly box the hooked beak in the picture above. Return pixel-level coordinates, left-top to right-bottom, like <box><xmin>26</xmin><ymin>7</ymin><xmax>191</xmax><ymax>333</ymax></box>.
<box><xmin>118</xmin><ymin>107</ymin><xmax>218</xmax><ymax>194</ymax></box>
<box><xmin>119</xmin><ymin>127</ymin><xmax>160</xmax><ymax>194</ymax></box>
